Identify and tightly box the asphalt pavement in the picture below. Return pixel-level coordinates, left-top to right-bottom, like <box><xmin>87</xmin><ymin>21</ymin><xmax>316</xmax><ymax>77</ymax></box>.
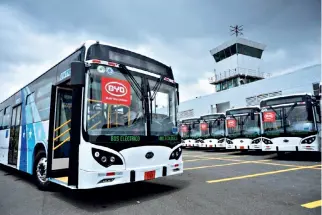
<box><xmin>0</xmin><ymin>149</ymin><xmax>321</xmax><ymax>215</ymax></box>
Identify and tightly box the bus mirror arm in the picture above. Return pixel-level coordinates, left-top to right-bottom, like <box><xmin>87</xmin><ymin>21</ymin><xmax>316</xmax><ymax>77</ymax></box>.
<box><xmin>70</xmin><ymin>61</ymin><xmax>86</xmax><ymax>87</ymax></box>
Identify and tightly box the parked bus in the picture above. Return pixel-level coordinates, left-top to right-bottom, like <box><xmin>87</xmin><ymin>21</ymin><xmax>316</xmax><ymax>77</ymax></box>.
<box><xmin>178</xmin><ymin>120</ymin><xmax>188</xmax><ymax>147</ymax></box>
<box><xmin>0</xmin><ymin>40</ymin><xmax>182</xmax><ymax>190</ymax></box>
<box><xmin>225</xmin><ymin>106</ymin><xmax>262</xmax><ymax>150</ymax></box>
<box><xmin>199</xmin><ymin>113</ymin><xmax>226</xmax><ymax>149</ymax></box>
<box><xmin>180</xmin><ymin>117</ymin><xmax>201</xmax><ymax>147</ymax></box>
<box><xmin>260</xmin><ymin>93</ymin><xmax>321</xmax><ymax>153</ymax></box>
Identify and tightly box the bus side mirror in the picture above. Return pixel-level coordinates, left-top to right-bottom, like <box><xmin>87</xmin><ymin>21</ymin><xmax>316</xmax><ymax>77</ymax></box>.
<box><xmin>70</xmin><ymin>61</ymin><xmax>86</xmax><ymax>87</ymax></box>
<box><xmin>250</xmin><ymin>111</ymin><xmax>255</xmax><ymax>120</ymax></box>
<box><xmin>217</xmin><ymin>120</ymin><xmax>220</xmax><ymax>126</ymax></box>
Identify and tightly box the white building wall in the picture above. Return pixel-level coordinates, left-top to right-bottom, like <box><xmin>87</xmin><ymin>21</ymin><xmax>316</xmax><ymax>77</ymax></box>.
<box><xmin>176</xmin><ymin>64</ymin><xmax>321</xmax><ymax>119</ymax></box>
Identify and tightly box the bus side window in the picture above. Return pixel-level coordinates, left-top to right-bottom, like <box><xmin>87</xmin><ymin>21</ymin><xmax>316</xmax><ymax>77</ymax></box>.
<box><xmin>25</xmin><ymin>93</ymin><xmax>35</xmax><ymax>124</ymax></box>
<box><xmin>3</xmin><ymin>106</ymin><xmax>12</xmax><ymax>129</ymax></box>
<box><xmin>0</xmin><ymin>109</ymin><xmax>3</xmax><ymax>130</ymax></box>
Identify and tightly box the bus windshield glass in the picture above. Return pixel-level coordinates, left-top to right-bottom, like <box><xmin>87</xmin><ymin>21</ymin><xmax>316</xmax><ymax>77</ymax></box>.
<box><xmin>190</xmin><ymin>122</ymin><xmax>201</xmax><ymax>138</ymax></box>
<box><xmin>85</xmin><ymin>65</ymin><xmax>145</xmax><ymax>136</ymax></box>
<box><xmin>180</xmin><ymin>124</ymin><xmax>189</xmax><ymax>138</ymax></box>
<box><xmin>148</xmin><ymin>79</ymin><xmax>177</xmax><ymax>136</ymax></box>
<box><xmin>210</xmin><ymin>119</ymin><xmax>225</xmax><ymax>138</ymax></box>
<box><xmin>262</xmin><ymin>104</ymin><xmax>316</xmax><ymax>137</ymax></box>
<box><xmin>227</xmin><ymin>114</ymin><xmax>261</xmax><ymax>138</ymax></box>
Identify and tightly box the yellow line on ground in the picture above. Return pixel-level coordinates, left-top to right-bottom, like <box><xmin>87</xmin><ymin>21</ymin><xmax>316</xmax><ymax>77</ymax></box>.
<box><xmin>252</xmin><ymin>160</ymin><xmax>322</xmax><ymax>169</ymax></box>
<box><xmin>206</xmin><ymin>164</ymin><xmax>321</xmax><ymax>184</ymax></box>
<box><xmin>184</xmin><ymin>156</ymin><xmax>243</xmax><ymax>162</ymax></box>
<box><xmin>301</xmin><ymin>200</ymin><xmax>322</xmax><ymax>209</ymax></box>
<box><xmin>184</xmin><ymin>161</ymin><xmax>251</xmax><ymax>171</ymax></box>
<box><xmin>55</xmin><ymin>177</ymin><xmax>68</xmax><ymax>183</ymax></box>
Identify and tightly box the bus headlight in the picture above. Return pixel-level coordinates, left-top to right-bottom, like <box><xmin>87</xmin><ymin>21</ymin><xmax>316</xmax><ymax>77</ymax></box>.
<box><xmin>169</xmin><ymin>146</ymin><xmax>182</xmax><ymax>160</ymax></box>
<box><xmin>251</xmin><ymin>138</ymin><xmax>261</xmax><ymax>144</ymax></box>
<box><xmin>218</xmin><ymin>138</ymin><xmax>225</xmax><ymax>143</ymax></box>
<box><xmin>226</xmin><ymin>139</ymin><xmax>233</xmax><ymax>144</ymax></box>
<box><xmin>301</xmin><ymin>136</ymin><xmax>316</xmax><ymax>144</ymax></box>
<box><xmin>91</xmin><ymin>148</ymin><xmax>123</xmax><ymax>168</ymax></box>
<box><xmin>262</xmin><ymin>138</ymin><xmax>273</xmax><ymax>144</ymax></box>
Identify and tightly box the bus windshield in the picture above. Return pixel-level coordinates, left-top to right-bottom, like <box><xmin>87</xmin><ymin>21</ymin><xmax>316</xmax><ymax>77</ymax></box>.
<box><xmin>180</xmin><ymin>124</ymin><xmax>189</xmax><ymax>138</ymax></box>
<box><xmin>85</xmin><ymin>65</ymin><xmax>145</xmax><ymax>136</ymax></box>
<box><xmin>148</xmin><ymin>79</ymin><xmax>177</xmax><ymax>136</ymax></box>
<box><xmin>227</xmin><ymin>114</ymin><xmax>261</xmax><ymax>139</ymax></box>
<box><xmin>190</xmin><ymin>122</ymin><xmax>201</xmax><ymax>138</ymax></box>
<box><xmin>210</xmin><ymin>120</ymin><xmax>225</xmax><ymax>138</ymax></box>
<box><xmin>263</xmin><ymin>105</ymin><xmax>316</xmax><ymax>137</ymax></box>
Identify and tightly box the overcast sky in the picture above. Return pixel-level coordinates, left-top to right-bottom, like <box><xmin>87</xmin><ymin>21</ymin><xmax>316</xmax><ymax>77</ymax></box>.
<box><xmin>0</xmin><ymin>0</ymin><xmax>320</xmax><ymax>102</ymax></box>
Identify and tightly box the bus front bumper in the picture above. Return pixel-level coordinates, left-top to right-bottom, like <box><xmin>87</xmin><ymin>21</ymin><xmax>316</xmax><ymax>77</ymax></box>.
<box><xmin>77</xmin><ymin>162</ymin><xmax>184</xmax><ymax>189</ymax></box>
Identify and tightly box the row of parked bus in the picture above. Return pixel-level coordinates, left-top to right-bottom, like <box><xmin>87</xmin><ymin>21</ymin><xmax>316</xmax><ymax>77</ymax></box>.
<box><xmin>179</xmin><ymin>93</ymin><xmax>321</xmax><ymax>154</ymax></box>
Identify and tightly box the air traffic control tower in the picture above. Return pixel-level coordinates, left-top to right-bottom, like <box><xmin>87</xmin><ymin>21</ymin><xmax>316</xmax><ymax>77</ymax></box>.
<box><xmin>208</xmin><ymin>37</ymin><xmax>270</xmax><ymax>92</ymax></box>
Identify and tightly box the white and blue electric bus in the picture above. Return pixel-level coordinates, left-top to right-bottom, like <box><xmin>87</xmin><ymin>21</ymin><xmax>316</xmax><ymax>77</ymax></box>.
<box><xmin>260</xmin><ymin>93</ymin><xmax>321</xmax><ymax>154</ymax></box>
<box><xmin>180</xmin><ymin>117</ymin><xmax>201</xmax><ymax>148</ymax></box>
<box><xmin>199</xmin><ymin>113</ymin><xmax>226</xmax><ymax>149</ymax></box>
<box><xmin>0</xmin><ymin>40</ymin><xmax>182</xmax><ymax>190</ymax></box>
<box><xmin>225</xmin><ymin>106</ymin><xmax>262</xmax><ymax>151</ymax></box>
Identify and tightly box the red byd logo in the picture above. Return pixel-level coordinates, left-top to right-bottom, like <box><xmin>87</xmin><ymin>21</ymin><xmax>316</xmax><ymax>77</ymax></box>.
<box><xmin>101</xmin><ymin>77</ymin><xmax>131</xmax><ymax>106</ymax></box>
<box><xmin>263</xmin><ymin>111</ymin><xmax>276</xmax><ymax>122</ymax></box>
<box><xmin>200</xmin><ymin>123</ymin><xmax>208</xmax><ymax>130</ymax></box>
<box><xmin>105</xmin><ymin>82</ymin><xmax>128</xmax><ymax>97</ymax></box>
<box><xmin>181</xmin><ymin>125</ymin><xmax>188</xmax><ymax>133</ymax></box>
<box><xmin>227</xmin><ymin>119</ymin><xmax>237</xmax><ymax>128</ymax></box>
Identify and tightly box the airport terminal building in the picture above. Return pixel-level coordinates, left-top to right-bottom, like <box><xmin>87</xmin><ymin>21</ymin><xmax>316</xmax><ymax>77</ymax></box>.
<box><xmin>176</xmin><ymin>37</ymin><xmax>321</xmax><ymax>120</ymax></box>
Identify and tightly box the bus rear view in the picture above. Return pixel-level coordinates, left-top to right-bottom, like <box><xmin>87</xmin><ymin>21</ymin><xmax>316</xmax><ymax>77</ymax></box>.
<box><xmin>260</xmin><ymin>93</ymin><xmax>321</xmax><ymax>153</ymax></box>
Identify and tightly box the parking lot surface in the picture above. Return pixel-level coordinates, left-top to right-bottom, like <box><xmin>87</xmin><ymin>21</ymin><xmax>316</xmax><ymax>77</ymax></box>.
<box><xmin>0</xmin><ymin>149</ymin><xmax>321</xmax><ymax>215</ymax></box>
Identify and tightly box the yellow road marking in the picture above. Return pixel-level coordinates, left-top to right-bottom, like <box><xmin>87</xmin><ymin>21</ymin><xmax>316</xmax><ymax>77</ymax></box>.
<box><xmin>301</xmin><ymin>200</ymin><xmax>322</xmax><ymax>209</ymax></box>
<box><xmin>206</xmin><ymin>164</ymin><xmax>321</xmax><ymax>184</ymax></box>
<box><xmin>253</xmin><ymin>160</ymin><xmax>322</xmax><ymax>169</ymax></box>
<box><xmin>55</xmin><ymin>177</ymin><xmax>68</xmax><ymax>183</ymax></box>
<box><xmin>184</xmin><ymin>161</ymin><xmax>251</xmax><ymax>171</ymax></box>
<box><xmin>184</xmin><ymin>156</ymin><xmax>243</xmax><ymax>162</ymax></box>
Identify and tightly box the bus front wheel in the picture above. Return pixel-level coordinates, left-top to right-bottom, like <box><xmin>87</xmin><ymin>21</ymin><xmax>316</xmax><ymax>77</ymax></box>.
<box><xmin>33</xmin><ymin>151</ymin><xmax>50</xmax><ymax>191</ymax></box>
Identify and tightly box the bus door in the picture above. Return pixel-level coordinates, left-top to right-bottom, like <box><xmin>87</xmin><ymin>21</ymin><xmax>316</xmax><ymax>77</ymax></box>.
<box><xmin>47</xmin><ymin>83</ymin><xmax>82</xmax><ymax>187</ymax></box>
<box><xmin>47</xmin><ymin>86</ymin><xmax>73</xmax><ymax>185</ymax></box>
<box><xmin>8</xmin><ymin>105</ymin><xmax>22</xmax><ymax>166</ymax></box>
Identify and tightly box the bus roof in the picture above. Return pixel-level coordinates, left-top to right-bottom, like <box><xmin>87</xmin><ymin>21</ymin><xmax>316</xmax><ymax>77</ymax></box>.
<box><xmin>260</xmin><ymin>93</ymin><xmax>312</xmax><ymax>103</ymax></box>
<box><xmin>84</xmin><ymin>40</ymin><xmax>174</xmax><ymax>79</ymax></box>
<box><xmin>226</xmin><ymin>105</ymin><xmax>260</xmax><ymax>112</ymax></box>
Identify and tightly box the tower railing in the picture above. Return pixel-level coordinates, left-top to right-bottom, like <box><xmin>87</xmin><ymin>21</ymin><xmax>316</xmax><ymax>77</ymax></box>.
<box><xmin>208</xmin><ymin>67</ymin><xmax>271</xmax><ymax>84</ymax></box>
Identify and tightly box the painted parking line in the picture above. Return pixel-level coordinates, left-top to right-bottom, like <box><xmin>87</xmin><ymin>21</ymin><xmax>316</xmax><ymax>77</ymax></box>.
<box><xmin>253</xmin><ymin>160</ymin><xmax>322</xmax><ymax>169</ymax></box>
<box><xmin>301</xmin><ymin>200</ymin><xmax>322</xmax><ymax>209</ymax></box>
<box><xmin>183</xmin><ymin>156</ymin><xmax>243</xmax><ymax>162</ymax></box>
<box><xmin>184</xmin><ymin>161</ymin><xmax>251</xmax><ymax>171</ymax></box>
<box><xmin>206</xmin><ymin>164</ymin><xmax>321</xmax><ymax>184</ymax></box>
<box><xmin>187</xmin><ymin>155</ymin><xmax>322</xmax><ymax>170</ymax></box>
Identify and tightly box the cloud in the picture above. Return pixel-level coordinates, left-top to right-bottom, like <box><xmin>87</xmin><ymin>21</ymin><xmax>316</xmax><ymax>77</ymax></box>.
<box><xmin>0</xmin><ymin>1</ymin><xmax>320</xmax><ymax>104</ymax></box>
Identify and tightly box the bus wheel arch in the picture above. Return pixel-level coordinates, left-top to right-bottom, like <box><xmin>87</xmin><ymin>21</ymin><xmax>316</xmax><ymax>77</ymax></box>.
<box><xmin>32</xmin><ymin>143</ymin><xmax>50</xmax><ymax>190</ymax></box>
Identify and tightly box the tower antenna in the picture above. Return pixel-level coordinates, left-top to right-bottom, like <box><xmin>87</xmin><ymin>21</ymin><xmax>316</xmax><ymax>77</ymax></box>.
<box><xmin>230</xmin><ymin>25</ymin><xmax>244</xmax><ymax>37</ymax></box>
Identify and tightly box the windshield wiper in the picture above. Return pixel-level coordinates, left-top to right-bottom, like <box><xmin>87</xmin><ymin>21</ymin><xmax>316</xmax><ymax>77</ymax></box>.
<box><xmin>119</xmin><ymin>65</ymin><xmax>143</xmax><ymax>101</ymax></box>
<box><xmin>285</xmin><ymin>103</ymin><xmax>297</xmax><ymax>119</ymax></box>
<box><xmin>268</xmin><ymin>105</ymin><xmax>282</xmax><ymax>118</ymax></box>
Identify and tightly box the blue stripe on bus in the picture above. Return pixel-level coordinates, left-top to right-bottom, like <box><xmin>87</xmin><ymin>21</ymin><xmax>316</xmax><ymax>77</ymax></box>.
<box><xmin>19</xmin><ymin>89</ymin><xmax>28</xmax><ymax>172</ymax></box>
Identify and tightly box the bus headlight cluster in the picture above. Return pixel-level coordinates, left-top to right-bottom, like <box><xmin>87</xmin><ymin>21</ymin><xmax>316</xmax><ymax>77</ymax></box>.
<box><xmin>169</xmin><ymin>147</ymin><xmax>182</xmax><ymax>160</ymax></box>
<box><xmin>226</xmin><ymin>139</ymin><xmax>233</xmax><ymax>144</ymax></box>
<box><xmin>91</xmin><ymin>148</ymin><xmax>123</xmax><ymax>168</ymax></box>
<box><xmin>262</xmin><ymin>138</ymin><xmax>273</xmax><ymax>144</ymax></box>
<box><xmin>251</xmin><ymin>138</ymin><xmax>261</xmax><ymax>144</ymax></box>
<box><xmin>218</xmin><ymin>138</ymin><xmax>225</xmax><ymax>143</ymax></box>
<box><xmin>301</xmin><ymin>136</ymin><xmax>316</xmax><ymax>144</ymax></box>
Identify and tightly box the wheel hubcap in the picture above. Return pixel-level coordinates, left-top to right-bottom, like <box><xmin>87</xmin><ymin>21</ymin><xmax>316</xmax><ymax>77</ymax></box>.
<box><xmin>36</xmin><ymin>157</ymin><xmax>48</xmax><ymax>183</ymax></box>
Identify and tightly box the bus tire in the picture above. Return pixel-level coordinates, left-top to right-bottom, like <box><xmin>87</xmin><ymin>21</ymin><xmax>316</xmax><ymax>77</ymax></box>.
<box><xmin>33</xmin><ymin>151</ymin><xmax>50</xmax><ymax>191</ymax></box>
